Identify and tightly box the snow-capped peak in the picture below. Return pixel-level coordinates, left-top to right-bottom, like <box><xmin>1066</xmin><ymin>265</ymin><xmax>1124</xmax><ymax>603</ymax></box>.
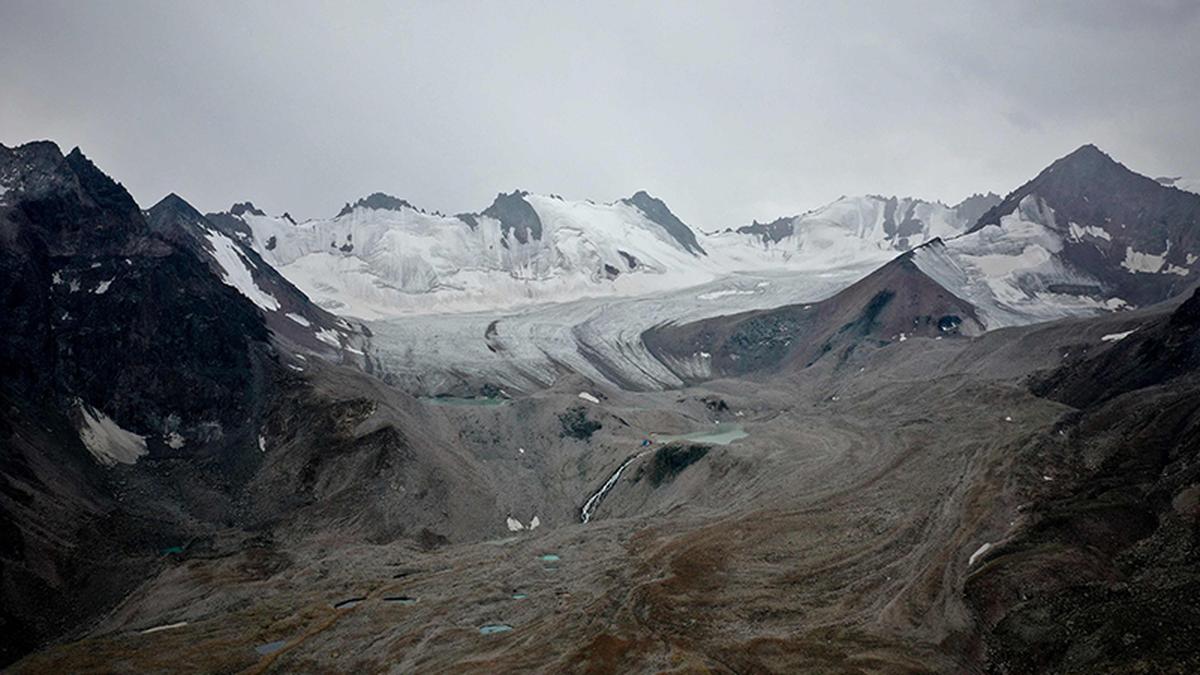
<box><xmin>703</xmin><ymin>193</ymin><xmax>994</xmax><ymax>273</ymax></box>
<box><xmin>227</xmin><ymin>189</ymin><xmax>715</xmax><ymax>317</ymax></box>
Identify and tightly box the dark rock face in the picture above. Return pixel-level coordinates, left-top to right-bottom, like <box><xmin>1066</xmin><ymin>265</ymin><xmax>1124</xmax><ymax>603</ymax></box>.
<box><xmin>736</xmin><ymin>216</ymin><xmax>795</xmax><ymax>245</ymax></box>
<box><xmin>952</xmin><ymin>192</ymin><xmax>1002</xmax><ymax>228</ymax></box>
<box><xmin>1032</xmin><ymin>289</ymin><xmax>1200</xmax><ymax>408</ymax></box>
<box><xmin>2</xmin><ymin>146</ymin><xmax>271</xmax><ymax>416</ymax></box>
<box><xmin>456</xmin><ymin>212</ymin><xmax>480</xmax><ymax>230</ymax></box>
<box><xmin>149</xmin><ymin>193</ymin><xmax>362</xmax><ymax>356</ymax></box>
<box><xmin>972</xmin><ymin>144</ymin><xmax>1200</xmax><ymax>307</ymax></box>
<box><xmin>643</xmin><ymin>253</ymin><xmax>982</xmax><ymax>382</ymax></box>
<box><xmin>336</xmin><ymin>192</ymin><xmax>416</xmax><ymax>218</ymax></box>
<box><xmin>0</xmin><ymin>142</ymin><xmax>277</xmax><ymax>665</ymax></box>
<box><xmin>229</xmin><ymin>201</ymin><xmax>265</xmax><ymax>217</ymax></box>
<box><xmin>622</xmin><ymin>191</ymin><xmax>706</xmax><ymax>256</ymax></box>
<box><xmin>967</xmin><ymin>290</ymin><xmax>1200</xmax><ymax>673</ymax></box>
<box><xmin>879</xmin><ymin>197</ymin><xmax>927</xmax><ymax>250</ymax></box>
<box><xmin>0</xmin><ymin>142</ymin><xmax>488</xmax><ymax>667</ymax></box>
<box><xmin>482</xmin><ymin>190</ymin><xmax>542</xmax><ymax>244</ymax></box>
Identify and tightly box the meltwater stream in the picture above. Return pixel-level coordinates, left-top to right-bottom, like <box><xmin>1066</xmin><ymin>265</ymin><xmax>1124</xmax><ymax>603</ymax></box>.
<box><xmin>580</xmin><ymin>452</ymin><xmax>646</xmax><ymax>524</ymax></box>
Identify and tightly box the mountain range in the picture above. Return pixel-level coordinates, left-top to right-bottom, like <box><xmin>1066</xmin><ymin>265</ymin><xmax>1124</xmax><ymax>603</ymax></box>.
<box><xmin>3</xmin><ymin>139</ymin><xmax>1199</xmax><ymax>672</ymax></box>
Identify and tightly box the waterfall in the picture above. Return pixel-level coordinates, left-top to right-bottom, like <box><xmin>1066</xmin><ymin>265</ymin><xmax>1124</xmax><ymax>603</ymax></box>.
<box><xmin>580</xmin><ymin>452</ymin><xmax>646</xmax><ymax>523</ymax></box>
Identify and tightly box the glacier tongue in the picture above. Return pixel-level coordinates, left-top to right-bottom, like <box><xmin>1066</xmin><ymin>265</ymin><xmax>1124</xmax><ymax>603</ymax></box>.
<box><xmin>367</xmin><ymin>264</ymin><xmax>879</xmax><ymax>393</ymax></box>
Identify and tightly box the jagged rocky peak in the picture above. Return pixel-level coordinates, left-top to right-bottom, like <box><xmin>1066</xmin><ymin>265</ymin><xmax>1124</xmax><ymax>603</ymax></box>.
<box><xmin>952</xmin><ymin>192</ymin><xmax>1002</xmax><ymax>226</ymax></box>
<box><xmin>147</xmin><ymin>193</ymin><xmax>209</xmax><ymax>239</ymax></box>
<box><xmin>61</xmin><ymin>147</ymin><xmax>141</xmax><ymax>215</ymax></box>
<box><xmin>971</xmin><ymin>143</ymin><xmax>1170</xmax><ymax>232</ymax></box>
<box><xmin>482</xmin><ymin>190</ymin><xmax>542</xmax><ymax>244</ymax></box>
<box><xmin>152</xmin><ymin>192</ymin><xmax>204</xmax><ymax>217</ymax></box>
<box><xmin>1</xmin><ymin>143</ymin><xmax>152</xmax><ymax>256</ymax></box>
<box><xmin>0</xmin><ymin>141</ymin><xmax>70</xmax><ymax>201</ymax></box>
<box><xmin>230</xmin><ymin>201</ymin><xmax>266</xmax><ymax>217</ymax></box>
<box><xmin>621</xmin><ymin>190</ymin><xmax>706</xmax><ymax>256</ymax></box>
<box><xmin>736</xmin><ymin>216</ymin><xmax>795</xmax><ymax>244</ymax></box>
<box><xmin>336</xmin><ymin>192</ymin><xmax>417</xmax><ymax>217</ymax></box>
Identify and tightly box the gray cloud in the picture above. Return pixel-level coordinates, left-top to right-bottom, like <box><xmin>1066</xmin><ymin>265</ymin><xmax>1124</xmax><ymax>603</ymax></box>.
<box><xmin>2</xmin><ymin>0</ymin><xmax>1197</xmax><ymax>228</ymax></box>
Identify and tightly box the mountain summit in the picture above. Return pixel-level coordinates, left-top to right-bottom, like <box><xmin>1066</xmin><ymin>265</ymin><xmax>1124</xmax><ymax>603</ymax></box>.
<box><xmin>911</xmin><ymin>144</ymin><xmax>1200</xmax><ymax>328</ymax></box>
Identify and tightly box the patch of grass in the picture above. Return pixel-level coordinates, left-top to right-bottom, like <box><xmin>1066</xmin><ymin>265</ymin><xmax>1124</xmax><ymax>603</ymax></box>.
<box><xmin>558</xmin><ymin>406</ymin><xmax>601</xmax><ymax>441</ymax></box>
<box><xmin>647</xmin><ymin>443</ymin><xmax>710</xmax><ymax>487</ymax></box>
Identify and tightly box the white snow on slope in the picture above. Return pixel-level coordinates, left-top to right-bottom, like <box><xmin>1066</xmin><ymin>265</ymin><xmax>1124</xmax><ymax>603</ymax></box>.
<box><xmin>968</xmin><ymin>542</ymin><xmax>993</xmax><ymax>566</ymax></box>
<box><xmin>914</xmin><ymin>195</ymin><xmax>1127</xmax><ymax>328</ymax></box>
<box><xmin>204</xmin><ymin>230</ymin><xmax>280</xmax><ymax>311</ymax></box>
<box><xmin>1067</xmin><ymin>222</ymin><xmax>1111</xmax><ymax>242</ymax></box>
<box><xmin>140</xmin><ymin>622</ymin><xmax>188</xmax><ymax>635</ymax></box>
<box><xmin>705</xmin><ymin>195</ymin><xmax>970</xmax><ymax>272</ymax></box>
<box><xmin>1121</xmin><ymin>242</ymin><xmax>1189</xmax><ymax>276</ymax></box>
<box><xmin>231</xmin><ymin>193</ymin><xmax>977</xmax><ymax>320</ymax></box>
<box><xmin>1101</xmin><ymin>329</ymin><xmax>1137</xmax><ymax>342</ymax></box>
<box><xmin>236</xmin><ymin>196</ymin><xmax>712</xmax><ymax>318</ymax></box>
<box><xmin>78</xmin><ymin>404</ymin><xmax>148</xmax><ymax>466</ymax></box>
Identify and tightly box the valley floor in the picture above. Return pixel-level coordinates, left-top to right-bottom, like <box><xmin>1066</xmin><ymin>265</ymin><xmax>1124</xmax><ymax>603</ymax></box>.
<box><xmin>13</xmin><ymin>334</ymin><xmax>1076</xmax><ymax>674</ymax></box>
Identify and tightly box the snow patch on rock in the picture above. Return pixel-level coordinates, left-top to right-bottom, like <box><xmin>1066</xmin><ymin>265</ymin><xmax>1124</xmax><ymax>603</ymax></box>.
<box><xmin>968</xmin><ymin>542</ymin><xmax>993</xmax><ymax>566</ymax></box>
<box><xmin>1101</xmin><ymin>329</ymin><xmax>1137</xmax><ymax>342</ymax></box>
<box><xmin>204</xmin><ymin>230</ymin><xmax>281</xmax><ymax>311</ymax></box>
<box><xmin>78</xmin><ymin>405</ymin><xmax>148</xmax><ymax>466</ymax></box>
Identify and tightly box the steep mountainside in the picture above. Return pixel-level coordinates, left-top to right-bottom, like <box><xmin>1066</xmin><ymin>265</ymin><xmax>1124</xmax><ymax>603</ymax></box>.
<box><xmin>146</xmin><ymin>193</ymin><xmax>371</xmax><ymax>361</ymax></box>
<box><xmin>216</xmin><ymin>190</ymin><xmax>714</xmax><ymax>317</ymax></box>
<box><xmin>643</xmin><ymin>251</ymin><xmax>982</xmax><ymax>383</ymax></box>
<box><xmin>212</xmin><ymin>191</ymin><xmax>1001</xmax><ymax>319</ymax></box>
<box><xmin>965</xmin><ymin>289</ymin><xmax>1200</xmax><ymax>673</ymax></box>
<box><xmin>705</xmin><ymin>193</ymin><xmax>998</xmax><ymax>269</ymax></box>
<box><xmin>913</xmin><ymin>145</ymin><xmax>1200</xmax><ymax>328</ymax></box>
<box><xmin>0</xmin><ymin>141</ymin><xmax>278</xmax><ymax>663</ymax></box>
<box><xmin>0</xmin><ymin>142</ymin><xmax>494</xmax><ymax>666</ymax></box>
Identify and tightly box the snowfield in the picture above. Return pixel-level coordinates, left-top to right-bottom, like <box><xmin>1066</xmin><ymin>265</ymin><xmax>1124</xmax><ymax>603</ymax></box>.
<box><xmin>224</xmin><ymin>192</ymin><xmax>984</xmax><ymax>319</ymax></box>
<box><xmin>913</xmin><ymin>195</ymin><xmax>1131</xmax><ymax>328</ymax></box>
<box><xmin>218</xmin><ymin>187</ymin><xmax>1179</xmax><ymax>394</ymax></box>
<box><xmin>235</xmin><ymin>194</ymin><xmax>714</xmax><ymax>318</ymax></box>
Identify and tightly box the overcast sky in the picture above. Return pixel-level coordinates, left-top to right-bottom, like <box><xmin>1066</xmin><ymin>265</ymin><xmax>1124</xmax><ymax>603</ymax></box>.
<box><xmin>2</xmin><ymin>0</ymin><xmax>1198</xmax><ymax>228</ymax></box>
